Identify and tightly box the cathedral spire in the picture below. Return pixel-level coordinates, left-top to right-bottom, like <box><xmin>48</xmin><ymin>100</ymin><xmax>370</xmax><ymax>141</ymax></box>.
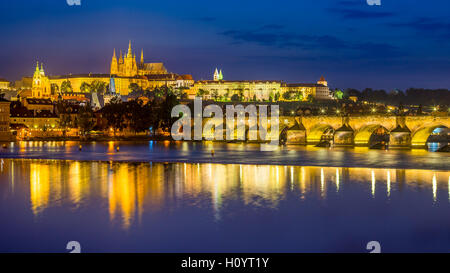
<box><xmin>40</xmin><ymin>63</ymin><xmax>45</xmax><ymax>76</ymax></box>
<box><xmin>140</xmin><ymin>49</ymin><xmax>144</xmax><ymax>64</ymax></box>
<box><xmin>112</xmin><ymin>48</ymin><xmax>117</xmax><ymax>60</ymax></box>
<box><xmin>35</xmin><ymin>61</ymin><xmax>40</xmax><ymax>72</ymax></box>
<box><xmin>127</xmin><ymin>40</ymin><xmax>132</xmax><ymax>58</ymax></box>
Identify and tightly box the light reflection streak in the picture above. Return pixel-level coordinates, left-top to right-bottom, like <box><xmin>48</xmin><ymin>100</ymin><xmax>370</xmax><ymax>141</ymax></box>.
<box><xmin>387</xmin><ymin>171</ymin><xmax>391</xmax><ymax>197</ymax></box>
<box><xmin>335</xmin><ymin>168</ymin><xmax>340</xmax><ymax>192</ymax></box>
<box><xmin>433</xmin><ymin>173</ymin><xmax>437</xmax><ymax>202</ymax></box>
<box><xmin>289</xmin><ymin>166</ymin><xmax>293</xmax><ymax>191</ymax></box>
<box><xmin>371</xmin><ymin>170</ymin><xmax>376</xmax><ymax>198</ymax></box>
<box><xmin>0</xmin><ymin>159</ymin><xmax>444</xmax><ymax>230</ymax></box>
<box><xmin>320</xmin><ymin>168</ymin><xmax>325</xmax><ymax>197</ymax></box>
<box><xmin>11</xmin><ymin>161</ymin><xmax>15</xmax><ymax>193</ymax></box>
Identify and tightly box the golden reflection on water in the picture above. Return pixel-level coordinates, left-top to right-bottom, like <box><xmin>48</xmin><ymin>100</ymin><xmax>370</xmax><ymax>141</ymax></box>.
<box><xmin>0</xmin><ymin>159</ymin><xmax>448</xmax><ymax>230</ymax></box>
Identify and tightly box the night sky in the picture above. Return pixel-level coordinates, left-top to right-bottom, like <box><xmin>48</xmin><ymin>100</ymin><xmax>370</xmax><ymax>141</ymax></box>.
<box><xmin>1</xmin><ymin>0</ymin><xmax>450</xmax><ymax>90</ymax></box>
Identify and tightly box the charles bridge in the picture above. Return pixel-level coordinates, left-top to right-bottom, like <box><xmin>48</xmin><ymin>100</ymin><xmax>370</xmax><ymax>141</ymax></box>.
<box><xmin>199</xmin><ymin>115</ymin><xmax>450</xmax><ymax>149</ymax></box>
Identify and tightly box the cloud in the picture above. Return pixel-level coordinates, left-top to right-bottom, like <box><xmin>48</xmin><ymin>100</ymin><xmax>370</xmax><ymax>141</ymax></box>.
<box><xmin>326</xmin><ymin>0</ymin><xmax>394</xmax><ymax>20</ymax></box>
<box><xmin>327</xmin><ymin>7</ymin><xmax>394</xmax><ymax>19</ymax></box>
<box><xmin>219</xmin><ymin>26</ymin><xmax>404</xmax><ymax>60</ymax></box>
<box><xmin>220</xmin><ymin>29</ymin><xmax>348</xmax><ymax>50</ymax></box>
<box><xmin>388</xmin><ymin>17</ymin><xmax>450</xmax><ymax>41</ymax></box>
<box><xmin>389</xmin><ymin>17</ymin><xmax>450</xmax><ymax>32</ymax></box>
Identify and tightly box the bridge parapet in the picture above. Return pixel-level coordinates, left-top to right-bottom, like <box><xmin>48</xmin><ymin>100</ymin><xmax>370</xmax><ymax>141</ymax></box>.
<box><xmin>197</xmin><ymin>115</ymin><xmax>449</xmax><ymax>148</ymax></box>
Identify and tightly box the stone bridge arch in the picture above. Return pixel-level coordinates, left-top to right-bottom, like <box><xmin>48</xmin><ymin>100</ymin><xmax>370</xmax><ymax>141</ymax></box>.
<box><xmin>345</xmin><ymin>116</ymin><xmax>396</xmax><ymax>133</ymax></box>
<box><xmin>354</xmin><ymin>124</ymin><xmax>390</xmax><ymax>146</ymax></box>
<box><xmin>306</xmin><ymin>124</ymin><xmax>335</xmax><ymax>144</ymax></box>
<box><xmin>411</xmin><ymin>124</ymin><xmax>449</xmax><ymax>148</ymax></box>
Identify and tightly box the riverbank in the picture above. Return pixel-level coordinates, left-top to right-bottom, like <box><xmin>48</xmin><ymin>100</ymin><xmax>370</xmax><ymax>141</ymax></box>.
<box><xmin>8</xmin><ymin>135</ymin><xmax>173</xmax><ymax>142</ymax></box>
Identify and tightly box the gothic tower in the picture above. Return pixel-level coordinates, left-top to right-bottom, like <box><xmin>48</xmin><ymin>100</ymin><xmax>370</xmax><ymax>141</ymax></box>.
<box><xmin>118</xmin><ymin>50</ymin><xmax>124</xmax><ymax>74</ymax></box>
<box><xmin>121</xmin><ymin>40</ymin><xmax>138</xmax><ymax>77</ymax></box>
<box><xmin>110</xmin><ymin>49</ymin><xmax>118</xmax><ymax>75</ymax></box>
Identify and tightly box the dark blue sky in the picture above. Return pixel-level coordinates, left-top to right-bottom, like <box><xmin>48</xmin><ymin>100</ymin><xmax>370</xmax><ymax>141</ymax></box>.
<box><xmin>1</xmin><ymin>0</ymin><xmax>450</xmax><ymax>90</ymax></box>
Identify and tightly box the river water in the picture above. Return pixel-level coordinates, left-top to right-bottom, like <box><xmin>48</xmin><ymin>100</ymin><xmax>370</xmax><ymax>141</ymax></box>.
<box><xmin>0</xmin><ymin>141</ymin><xmax>448</xmax><ymax>170</ymax></box>
<box><xmin>0</xmin><ymin>141</ymin><xmax>449</xmax><ymax>252</ymax></box>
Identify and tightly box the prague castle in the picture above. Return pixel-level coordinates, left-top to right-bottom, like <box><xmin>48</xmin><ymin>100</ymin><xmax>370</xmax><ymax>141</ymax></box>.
<box><xmin>110</xmin><ymin>41</ymin><xmax>167</xmax><ymax>77</ymax></box>
<box><xmin>27</xmin><ymin>41</ymin><xmax>332</xmax><ymax>102</ymax></box>
<box><xmin>30</xmin><ymin>41</ymin><xmax>185</xmax><ymax>99</ymax></box>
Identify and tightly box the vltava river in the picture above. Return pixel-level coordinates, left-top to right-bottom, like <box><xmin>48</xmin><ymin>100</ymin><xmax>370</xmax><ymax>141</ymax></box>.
<box><xmin>0</xmin><ymin>141</ymin><xmax>448</xmax><ymax>170</ymax></box>
<box><xmin>0</xmin><ymin>158</ymin><xmax>449</xmax><ymax>252</ymax></box>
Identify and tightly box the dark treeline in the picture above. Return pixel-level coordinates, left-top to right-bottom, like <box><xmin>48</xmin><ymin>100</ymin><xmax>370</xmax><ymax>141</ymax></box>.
<box><xmin>341</xmin><ymin>88</ymin><xmax>450</xmax><ymax>106</ymax></box>
<box><xmin>52</xmin><ymin>89</ymin><xmax>179</xmax><ymax>138</ymax></box>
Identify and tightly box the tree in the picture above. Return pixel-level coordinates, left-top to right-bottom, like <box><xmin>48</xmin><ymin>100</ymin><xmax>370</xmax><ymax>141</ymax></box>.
<box><xmin>80</xmin><ymin>82</ymin><xmax>91</xmax><ymax>93</ymax></box>
<box><xmin>129</xmin><ymin>83</ymin><xmax>141</xmax><ymax>94</ymax></box>
<box><xmin>91</xmin><ymin>80</ymin><xmax>107</xmax><ymax>94</ymax></box>
<box><xmin>102</xmin><ymin>97</ymin><xmax>126</xmax><ymax>137</ymax></box>
<box><xmin>239</xmin><ymin>90</ymin><xmax>244</xmax><ymax>101</ymax></box>
<box><xmin>51</xmin><ymin>83</ymin><xmax>59</xmax><ymax>95</ymax></box>
<box><xmin>334</xmin><ymin>89</ymin><xmax>344</xmax><ymax>100</ymax></box>
<box><xmin>231</xmin><ymin>94</ymin><xmax>240</xmax><ymax>102</ymax></box>
<box><xmin>159</xmin><ymin>93</ymin><xmax>179</xmax><ymax>130</ymax></box>
<box><xmin>211</xmin><ymin>90</ymin><xmax>219</xmax><ymax>100</ymax></box>
<box><xmin>282</xmin><ymin>92</ymin><xmax>293</xmax><ymax>100</ymax></box>
<box><xmin>225</xmin><ymin>90</ymin><xmax>231</xmax><ymax>101</ymax></box>
<box><xmin>77</xmin><ymin>104</ymin><xmax>95</xmax><ymax>138</ymax></box>
<box><xmin>196</xmin><ymin>89</ymin><xmax>209</xmax><ymax>98</ymax></box>
<box><xmin>274</xmin><ymin>92</ymin><xmax>280</xmax><ymax>101</ymax></box>
<box><xmin>61</xmin><ymin>80</ymin><xmax>73</xmax><ymax>93</ymax></box>
<box><xmin>172</xmin><ymin>88</ymin><xmax>185</xmax><ymax>99</ymax></box>
<box><xmin>126</xmin><ymin>100</ymin><xmax>153</xmax><ymax>134</ymax></box>
<box><xmin>58</xmin><ymin>113</ymin><xmax>72</xmax><ymax>137</ymax></box>
<box><xmin>180</xmin><ymin>91</ymin><xmax>188</xmax><ymax>100</ymax></box>
<box><xmin>154</xmin><ymin>87</ymin><xmax>165</xmax><ymax>98</ymax></box>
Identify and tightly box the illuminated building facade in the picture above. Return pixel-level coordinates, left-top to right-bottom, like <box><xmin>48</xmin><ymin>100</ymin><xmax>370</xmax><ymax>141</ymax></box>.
<box><xmin>10</xmin><ymin>100</ymin><xmax>59</xmax><ymax>138</ymax></box>
<box><xmin>31</xmin><ymin>62</ymin><xmax>51</xmax><ymax>98</ymax></box>
<box><xmin>187</xmin><ymin>70</ymin><xmax>332</xmax><ymax>101</ymax></box>
<box><xmin>0</xmin><ymin>78</ymin><xmax>10</xmax><ymax>90</ymax></box>
<box><xmin>0</xmin><ymin>98</ymin><xmax>11</xmax><ymax>140</ymax></box>
<box><xmin>110</xmin><ymin>41</ymin><xmax>168</xmax><ymax>77</ymax></box>
<box><xmin>28</xmin><ymin>42</ymin><xmax>331</xmax><ymax>101</ymax></box>
<box><xmin>28</xmin><ymin>41</ymin><xmax>191</xmax><ymax>98</ymax></box>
